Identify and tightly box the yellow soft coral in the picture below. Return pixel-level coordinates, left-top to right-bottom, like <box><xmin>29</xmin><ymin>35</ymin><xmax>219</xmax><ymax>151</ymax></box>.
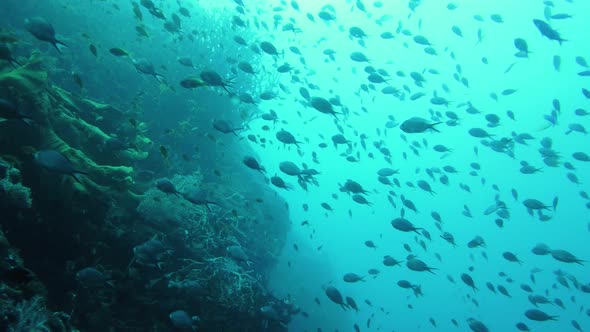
<box><xmin>0</xmin><ymin>51</ymin><xmax>148</xmax><ymax>198</ymax></box>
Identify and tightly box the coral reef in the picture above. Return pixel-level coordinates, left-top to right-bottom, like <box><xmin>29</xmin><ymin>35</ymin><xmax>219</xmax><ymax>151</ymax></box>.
<box><xmin>0</xmin><ymin>158</ymin><xmax>32</xmax><ymax>209</ymax></box>
<box><xmin>0</xmin><ymin>51</ymin><xmax>149</xmax><ymax>199</ymax></box>
<box><xmin>0</xmin><ymin>228</ymin><xmax>75</xmax><ymax>332</ymax></box>
<box><xmin>130</xmin><ymin>173</ymin><xmax>292</xmax><ymax>330</ymax></box>
<box><xmin>136</xmin><ymin>173</ymin><xmax>207</xmax><ymax>228</ymax></box>
<box><xmin>0</xmin><ymin>35</ymin><xmax>293</xmax><ymax>331</ymax></box>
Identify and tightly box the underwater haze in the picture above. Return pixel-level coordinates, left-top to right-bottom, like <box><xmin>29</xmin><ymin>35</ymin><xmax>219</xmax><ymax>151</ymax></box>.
<box><xmin>1</xmin><ymin>0</ymin><xmax>589</xmax><ymax>331</ymax></box>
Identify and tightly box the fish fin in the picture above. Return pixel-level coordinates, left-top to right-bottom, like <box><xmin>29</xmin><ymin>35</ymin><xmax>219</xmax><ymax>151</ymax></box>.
<box><xmin>52</xmin><ymin>39</ymin><xmax>67</xmax><ymax>53</ymax></box>
<box><xmin>71</xmin><ymin>174</ymin><xmax>82</xmax><ymax>183</ymax></box>
<box><xmin>429</xmin><ymin>122</ymin><xmax>442</xmax><ymax>132</ymax></box>
<box><xmin>154</xmin><ymin>74</ymin><xmax>166</xmax><ymax>83</ymax></box>
<box><xmin>72</xmin><ymin>170</ymin><xmax>89</xmax><ymax>183</ymax></box>
<box><xmin>21</xmin><ymin>117</ymin><xmax>35</xmax><ymax>127</ymax></box>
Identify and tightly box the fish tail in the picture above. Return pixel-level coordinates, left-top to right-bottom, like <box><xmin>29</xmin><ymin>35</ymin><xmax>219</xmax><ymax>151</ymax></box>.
<box><xmin>75</xmin><ymin>169</ymin><xmax>89</xmax><ymax>176</ymax></box>
<box><xmin>53</xmin><ymin>39</ymin><xmax>67</xmax><ymax>53</ymax></box>
<box><xmin>430</xmin><ymin>122</ymin><xmax>443</xmax><ymax>132</ymax></box>
<box><xmin>154</xmin><ymin>73</ymin><xmax>166</xmax><ymax>83</ymax></box>
<box><xmin>71</xmin><ymin>171</ymin><xmax>87</xmax><ymax>183</ymax></box>
<box><xmin>72</xmin><ymin>169</ymin><xmax>89</xmax><ymax>183</ymax></box>
<box><xmin>21</xmin><ymin>116</ymin><xmax>35</xmax><ymax>127</ymax></box>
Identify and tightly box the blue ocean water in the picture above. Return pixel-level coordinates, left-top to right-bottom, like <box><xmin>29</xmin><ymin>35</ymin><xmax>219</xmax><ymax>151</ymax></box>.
<box><xmin>259</xmin><ymin>1</ymin><xmax>590</xmax><ymax>331</ymax></box>
<box><xmin>1</xmin><ymin>0</ymin><xmax>589</xmax><ymax>331</ymax></box>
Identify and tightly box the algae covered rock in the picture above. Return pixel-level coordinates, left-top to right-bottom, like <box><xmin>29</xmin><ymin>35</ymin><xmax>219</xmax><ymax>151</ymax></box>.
<box><xmin>0</xmin><ymin>158</ymin><xmax>32</xmax><ymax>209</ymax></box>
<box><xmin>137</xmin><ymin>173</ymin><xmax>208</xmax><ymax>227</ymax></box>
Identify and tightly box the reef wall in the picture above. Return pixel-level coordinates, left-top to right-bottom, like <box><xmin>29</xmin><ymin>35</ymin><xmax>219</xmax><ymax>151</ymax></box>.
<box><xmin>0</xmin><ymin>51</ymin><xmax>291</xmax><ymax>331</ymax></box>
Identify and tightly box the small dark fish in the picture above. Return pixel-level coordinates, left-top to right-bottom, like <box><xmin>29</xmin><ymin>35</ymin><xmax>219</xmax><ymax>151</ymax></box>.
<box><xmin>200</xmin><ymin>70</ymin><xmax>232</xmax><ymax>93</ymax></box>
<box><xmin>467</xmin><ymin>318</ymin><xmax>490</xmax><ymax>332</ymax></box>
<box><xmin>76</xmin><ymin>267</ymin><xmax>110</xmax><ymax>288</ymax></box>
<box><xmin>271</xmin><ymin>175</ymin><xmax>291</xmax><ymax>190</ymax></box>
<box><xmin>169</xmin><ymin>310</ymin><xmax>195</xmax><ymax>330</ymax></box>
<box><xmin>132</xmin><ymin>1</ymin><xmax>143</xmax><ymax>20</ymax></box>
<box><xmin>260</xmin><ymin>41</ymin><xmax>282</xmax><ymax>56</ymax></box>
<box><xmin>133</xmin><ymin>58</ymin><xmax>165</xmax><ymax>83</ymax></box>
<box><xmin>233</xmin><ymin>35</ymin><xmax>247</xmax><ymax>46</ymax></box>
<box><xmin>212</xmin><ymin>119</ymin><xmax>242</xmax><ymax>135</ymax></box>
<box><xmin>0</xmin><ymin>98</ymin><xmax>33</xmax><ymax>125</ymax></box>
<box><xmin>243</xmin><ymin>156</ymin><xmax>265</xmax><ymax>173</ymax></box>
<box><xmin>364</xmin><ymin>240</ymin><xmax>377</xmax><ymax>249</ymax></box>
<box><xmin>182</xmin><ymin>188</ymin><xmax>217</xmax><ymax>211</ymax></box>
<box><xmin>136</xmin><ymin>25</ymin><xmax>149</xmax><ymax>38</ymax></box>
<box><xmin>310</xmin><ymin>96</ymin><xmax>339</xmax><ymax>117</ymax></box>
<box><xmin>89</xmin><ymin>44</ymin><xmax>97</xmax><ymax>57</ymax></box>
<box><xmin>576</xmin><ymin>56</ymin><xmax>588</xmax><ymax>68</ymax></box>
<box><xmin>513</xmin><ymin>38</ymin><xmax>530</xmax><ymax>58</ymax></box>
<box><xmin>553</xmin><ymin>55</ymin><xmax>561</xmax><ymax>71</ymax></box>
<box><xmin>502</xmin><ymin>88</ymin><xmax>517</xmax><ymax>96</ymax></box>
<box><xmin>321</xmin><ymin>202</ymin><xmax>333</xmax><ymax>211</ymax></box>
<box><xmin>525</xmin><ymin>309</ymin><xmax>558</xmax><ymax>321</ymax></box>
<box><xmin>325</xmin><ymin>286</ymin><xmax>349</xmax><ymax>310</ymax></box>
<box><xmin>109</xmin><ymin>47</ymin><xmax>130</xmax><ymax>57</ymax></box>
<box><xmin>533</xmin><ymin>19</ymin><xmax>566</xmax><ymax>44</ymax></box>
<box><xmin>490</xmin><ymin>14</ymin><xmax>504</xmax><ymax>23</ymax></box>
<box><xmin>34</xmin><ymin>149</ymin><xmax>88</xmax><ymax>182</ymax></box>
<box><xmin>400</xmin><ymin>117</ymin><xmax>442</xmax><ymax>133</ymax></box>
<box><xmin>180</xmin><ymin>77</ymin><xmax>206</xmax><ymax>89</ymax></box>
<box><xmin>159</xmin><ymin>145</ymin><xmax>168</xmax><ymax>159</ymax></box>
<box><xmin>177</xmin><ymin>56</ymin><xmax>196</xmax><ymax>69</ymax></box>
<box><xmin>504</xmin><ymin>62</ymin><xmax>517</xmax><ymax>74</ymax></box>
<box><xmin>551</xmin><ymin>13</ymin><xmax>572</xmax><ymax>20</ymax></box>
<box><xmin>24</xmin><ymin>17</ymin><xmax>67</xmax><ymax>53</ymax></box>
<box><xmin>71</xmin><ymin>71</ymin><xmax>83</xmax><ymax>90</ymax></box>
<box><xmin>179</xmin><ymin>7</ymin><xmax>191</xmax><ymax>18</ymax></box>
<box><xmin>155</xmin><ymin>178</ymin><xmax>180</xmax><ymax>196</ymax></box>
<box><xmin>0</xmin><ymin>43</ymin><xmax>21</xmax><ymax>67</ymax></box>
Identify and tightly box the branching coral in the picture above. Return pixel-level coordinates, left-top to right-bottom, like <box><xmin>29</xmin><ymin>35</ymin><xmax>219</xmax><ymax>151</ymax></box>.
<box><xmin>8</xmin><ymin>296</ymin><xmax>50</xmax><ymax>332</ymax></box>
<box><xmin>200</xmin><ymin>257</ymin><xmax>262</xmax><ymax>313</ymax></box>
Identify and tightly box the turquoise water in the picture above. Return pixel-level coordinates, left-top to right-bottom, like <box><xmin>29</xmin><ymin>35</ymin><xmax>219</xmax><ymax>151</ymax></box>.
<box><xmin>253</xmin><ymin>1</ymin><xmax>590</xmax><ymax>331</ymax></box>
<box><xmin>2</xmin><ymin>0</ymin><xmax>589</xmax><ymax>331</ymax></box>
